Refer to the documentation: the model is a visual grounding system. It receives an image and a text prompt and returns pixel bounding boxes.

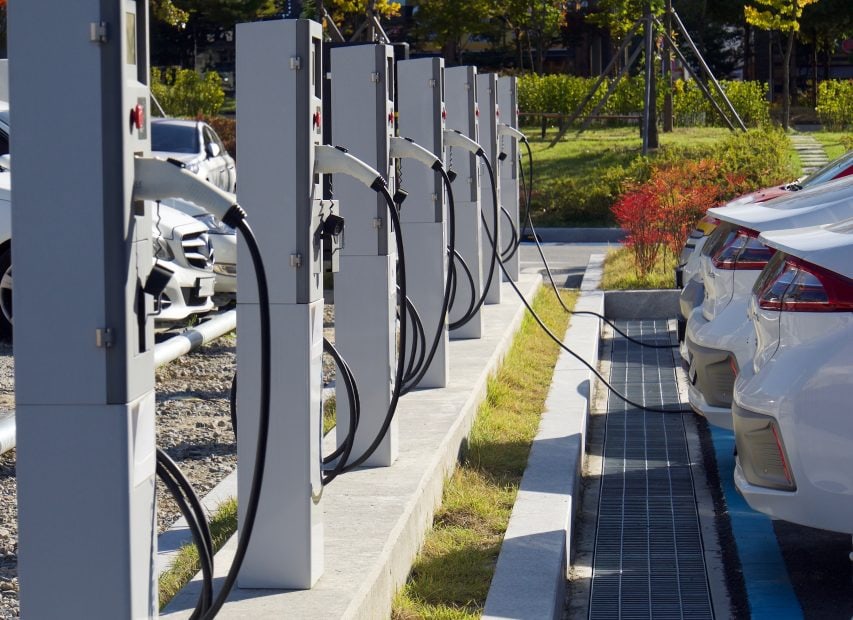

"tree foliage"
[744,0,819,32]
[586,0,664,41]
[151,0,190,27]
[152,0,280,28]
[410,0,497,63]
[744,0,821,128]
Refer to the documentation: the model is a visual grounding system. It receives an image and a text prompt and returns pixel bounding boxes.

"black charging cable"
[517,139,677,350]
[401,165,457,394]
[479,207,690,414]
[449,150,500,330]
[326,180,409,475]
[156,448,214,618]
[187,208,273,619]
[321,337,361,485]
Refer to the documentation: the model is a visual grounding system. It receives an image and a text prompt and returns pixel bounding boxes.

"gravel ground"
[0,306,337,618]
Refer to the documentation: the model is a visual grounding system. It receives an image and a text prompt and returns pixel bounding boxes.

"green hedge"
[151,67,225,118]
[816,80,853,129]
[518,75,770,127]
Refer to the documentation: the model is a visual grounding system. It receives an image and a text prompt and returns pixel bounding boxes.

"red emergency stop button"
[130,103,145,131]
[475,105,480,118]
[388,112,394,126]
[441,107,447,120]
[313,111,322,128]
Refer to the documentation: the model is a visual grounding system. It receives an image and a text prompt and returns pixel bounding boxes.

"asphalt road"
[518,241,618,288]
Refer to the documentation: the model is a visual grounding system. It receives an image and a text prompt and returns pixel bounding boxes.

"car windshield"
[799,151,853,188]
[151,122,199,154]
[0,110,8,130]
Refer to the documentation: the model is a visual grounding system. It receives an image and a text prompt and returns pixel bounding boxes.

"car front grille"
[181,231,214,270]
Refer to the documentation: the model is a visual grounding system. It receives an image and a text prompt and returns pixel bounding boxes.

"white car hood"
[759,218,853,280]
[153,152,203,166]
[708,175,853,232]
[0,171,9,198]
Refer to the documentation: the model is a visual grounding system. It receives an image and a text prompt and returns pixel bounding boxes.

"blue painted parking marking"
[709,426,803,619]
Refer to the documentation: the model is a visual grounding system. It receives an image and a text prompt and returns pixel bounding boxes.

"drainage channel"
[588,319,714,620]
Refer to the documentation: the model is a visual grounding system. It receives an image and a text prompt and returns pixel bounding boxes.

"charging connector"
[389,136,443,170]
[314,145,384,189]
[443,129,485,156]
[497,123,527,143]
[133,157,237,221]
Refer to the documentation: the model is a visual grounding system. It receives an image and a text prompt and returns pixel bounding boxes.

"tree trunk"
[743,23,753,80]
[811,33,818,109]
[782,29,794,130]
[663,0,673,132]
[515,28,523,70]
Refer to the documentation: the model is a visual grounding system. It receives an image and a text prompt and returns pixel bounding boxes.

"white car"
[677,150,853,338]
[150,203,216,325]
[685,175,853,428]
[151,118,236,193]
[160,197,236,306]
[733,219,853,534]
[0,168,214,339]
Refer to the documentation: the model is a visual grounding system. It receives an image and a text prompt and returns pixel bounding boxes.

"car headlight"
[153,236,175,261]
[194,212,235,234]
[186,161,200,174]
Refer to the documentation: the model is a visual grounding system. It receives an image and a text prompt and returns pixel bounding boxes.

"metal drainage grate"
[589,320,713,620]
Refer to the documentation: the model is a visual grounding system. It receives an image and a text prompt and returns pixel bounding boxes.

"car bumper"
[733,403,853,534]
[685,316,736,429]
[687,382,733,429]
[679,276,704,321]
[155,261,215,323]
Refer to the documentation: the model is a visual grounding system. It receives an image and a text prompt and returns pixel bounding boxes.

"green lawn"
[393,287,575,619]
[810,131,853,161]
[601,246,677,290]
[523,125,731,189]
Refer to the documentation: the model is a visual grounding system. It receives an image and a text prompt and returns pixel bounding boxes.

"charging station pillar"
[497,76,521,282]
[444,66,482,339]
[329,44,398,466]
[396,57,449,388]
[11,1,158,616]
[236,18,326,588]
[476,73,502,305]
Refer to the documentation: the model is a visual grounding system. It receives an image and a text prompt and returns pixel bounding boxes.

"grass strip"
[392,286,577,620]
[601,246,676,290]
[158,497,238,609]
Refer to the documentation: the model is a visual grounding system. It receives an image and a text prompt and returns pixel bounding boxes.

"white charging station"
[12,1,158,616]
[476,72,502,305]
[329,44,398,466]
[236,18,328,589]
[396,57,449,388]
[497,76,521,282]
[444,66,482,339]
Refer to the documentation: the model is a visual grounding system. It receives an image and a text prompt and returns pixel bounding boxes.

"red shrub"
[612,159,727,276]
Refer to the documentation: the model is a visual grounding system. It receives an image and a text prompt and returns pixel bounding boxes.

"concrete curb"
[483,255,604,620]
[604,288,680,319]
[161,274,542,619]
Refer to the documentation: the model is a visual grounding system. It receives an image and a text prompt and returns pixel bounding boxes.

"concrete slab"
[483,255,604,620]
[160,274,542,619]
[604,289,680,319]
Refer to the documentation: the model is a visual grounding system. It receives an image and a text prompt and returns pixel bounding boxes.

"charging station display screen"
[126,13,137,65]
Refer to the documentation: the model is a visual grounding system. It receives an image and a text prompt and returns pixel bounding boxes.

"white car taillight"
[756,253,853,312]
[711,227,775,270]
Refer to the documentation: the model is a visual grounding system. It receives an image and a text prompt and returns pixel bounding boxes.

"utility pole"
[642,4,659,152]
[663,0,673,132]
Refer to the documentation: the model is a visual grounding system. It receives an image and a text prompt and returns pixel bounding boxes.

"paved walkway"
[788,133,829,174]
